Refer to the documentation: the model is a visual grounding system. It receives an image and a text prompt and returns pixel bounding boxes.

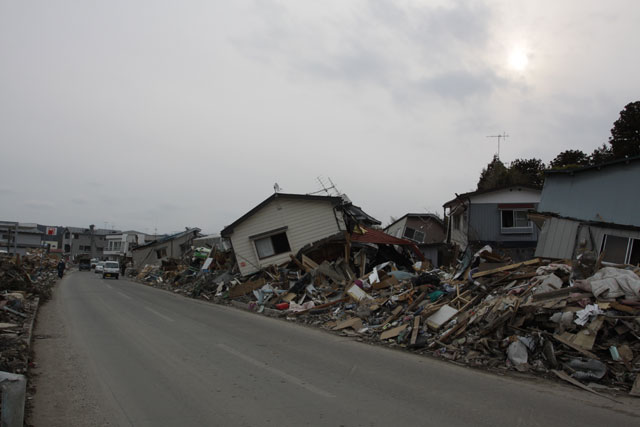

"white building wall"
[230,199,345,276]
[385,218,407,239]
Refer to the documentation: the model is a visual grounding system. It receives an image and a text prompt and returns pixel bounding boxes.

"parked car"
[90,258,99,269]
[102,261,120,279]
[95,261,105,274]
[78,257,91,271]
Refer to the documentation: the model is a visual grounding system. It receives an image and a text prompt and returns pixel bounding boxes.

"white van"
[103,261,120,279]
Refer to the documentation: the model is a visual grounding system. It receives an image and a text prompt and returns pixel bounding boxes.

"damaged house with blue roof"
[533,156,640,264]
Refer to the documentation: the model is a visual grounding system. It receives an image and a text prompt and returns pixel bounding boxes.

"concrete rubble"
[0,250,58,373]
[133,232,640,398]
[0,249,60,424]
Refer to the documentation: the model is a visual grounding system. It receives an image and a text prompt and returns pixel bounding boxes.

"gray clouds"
[1,1,639,232]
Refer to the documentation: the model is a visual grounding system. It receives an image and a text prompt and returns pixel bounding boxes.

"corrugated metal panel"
[535,217,579,259]
[230,198,344,276]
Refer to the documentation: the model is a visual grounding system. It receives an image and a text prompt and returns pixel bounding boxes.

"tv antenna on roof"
[486,132,509,158]
[310,176,342,197]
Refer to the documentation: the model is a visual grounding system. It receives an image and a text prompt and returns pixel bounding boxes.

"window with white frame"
[501,210,531,232]
[254,231,291,259]
[403,226,425,243]
[600,234,640,265]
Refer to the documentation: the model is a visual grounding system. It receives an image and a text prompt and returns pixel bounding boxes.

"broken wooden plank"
[380,324,408,340]
[410,316,420,346]
[292,297,349,316]
[372,275,399,290]
[531,287,573,302]
[381,306,404,327]
[552,370,619,402]
[407,292,427,312]
[228,278,266,298]
[282,292,297,302]
[472,258,541,279]
[301,254,319,271]
[439,313,471,343]
[333,317,363,331]
[609,301,638,314]
[552,334,599,359]
[288,254,309,272]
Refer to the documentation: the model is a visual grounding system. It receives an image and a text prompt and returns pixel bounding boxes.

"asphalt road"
[31,271,640,426]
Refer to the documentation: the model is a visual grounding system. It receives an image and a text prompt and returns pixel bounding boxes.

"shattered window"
[601,234,633,264]
[255,232,291,259]
[403,227,424,242]
[156,247,167,258]
[501,210,530,229]
[403,227,416,240]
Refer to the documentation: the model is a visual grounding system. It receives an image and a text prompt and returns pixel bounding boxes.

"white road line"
[117,292,132,300]
[217,343,335,398]
[105,283,113,289]
[144,306,175,322]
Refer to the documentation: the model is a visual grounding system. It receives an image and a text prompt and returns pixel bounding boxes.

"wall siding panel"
[468,204,539,244]
[230,199,345,276]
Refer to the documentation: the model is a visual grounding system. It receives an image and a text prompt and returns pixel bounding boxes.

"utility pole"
[486,132,509,158]
[14,222,18,256]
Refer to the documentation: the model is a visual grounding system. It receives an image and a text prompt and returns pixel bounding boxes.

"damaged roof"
[443,185,541,208]
[132,227,201,250]
[384,213,443,231]
[220,193,345,237]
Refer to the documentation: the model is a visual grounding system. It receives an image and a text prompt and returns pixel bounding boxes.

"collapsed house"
[220,193,382,277]
[384,213,446,267]
[132,228,201,267]
[534,156,640,264]
[443,186,542,260]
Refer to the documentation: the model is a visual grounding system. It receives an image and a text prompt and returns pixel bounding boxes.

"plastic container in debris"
[275,303,290,310]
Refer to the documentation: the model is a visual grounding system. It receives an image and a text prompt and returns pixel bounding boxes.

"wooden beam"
[472,258,541,279]
[410,316,421,345]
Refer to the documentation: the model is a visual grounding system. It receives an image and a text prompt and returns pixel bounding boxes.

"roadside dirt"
[28,274,116,427]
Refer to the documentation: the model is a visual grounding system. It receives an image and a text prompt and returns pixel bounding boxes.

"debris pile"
[136,238,640,397]
[0,251,60,374]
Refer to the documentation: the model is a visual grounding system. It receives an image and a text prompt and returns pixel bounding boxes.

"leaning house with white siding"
[220,193,351,277]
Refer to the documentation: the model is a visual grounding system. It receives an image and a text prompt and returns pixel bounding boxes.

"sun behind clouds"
[508,47,529,72]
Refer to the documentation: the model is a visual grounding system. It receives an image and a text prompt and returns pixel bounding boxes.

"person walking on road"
[57,259,66,278]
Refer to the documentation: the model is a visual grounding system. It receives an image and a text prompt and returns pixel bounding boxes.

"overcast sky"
[1,1,638,234]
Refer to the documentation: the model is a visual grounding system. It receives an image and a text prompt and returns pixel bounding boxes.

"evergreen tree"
[549,149,589,169]
[609,101,640,159]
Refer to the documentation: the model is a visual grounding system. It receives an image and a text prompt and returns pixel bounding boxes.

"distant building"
[104,231,153,261]
[38,225,64,250]
[443,186,542,259]
[62,225,121,260]
[534,156,640,263]
[384,213,446,266]
[132,228,202,267]
[0,221,44,255]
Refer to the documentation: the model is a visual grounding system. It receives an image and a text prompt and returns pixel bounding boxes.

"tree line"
[477,101,640,191]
